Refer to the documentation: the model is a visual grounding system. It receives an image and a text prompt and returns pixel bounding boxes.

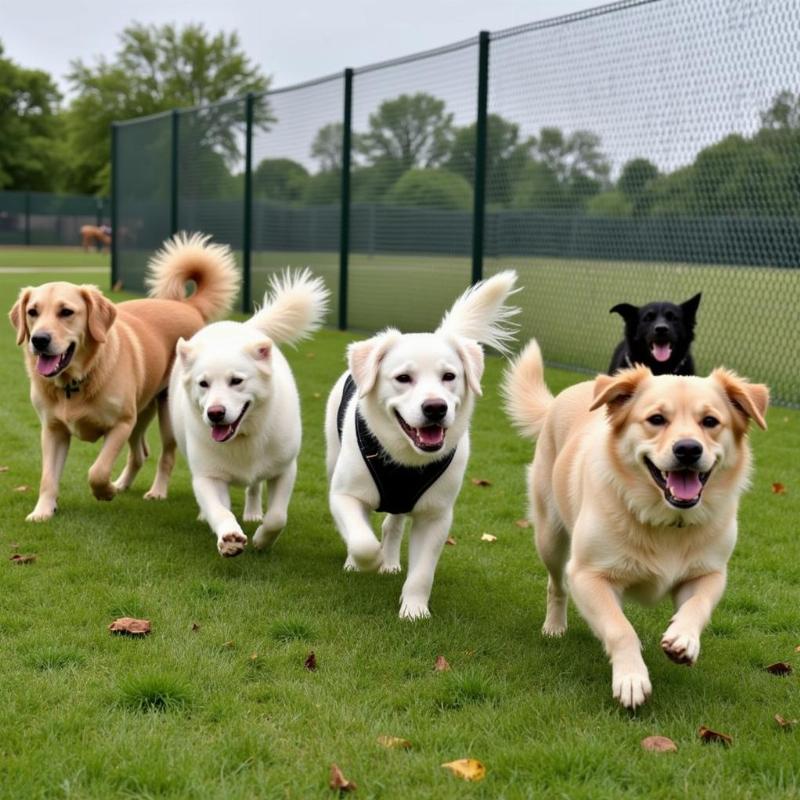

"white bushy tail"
[246,268,330,345]
[436,270,519,353]
[501,338,553,439]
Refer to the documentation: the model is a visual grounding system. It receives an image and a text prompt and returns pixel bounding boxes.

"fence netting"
[113,0,800,406]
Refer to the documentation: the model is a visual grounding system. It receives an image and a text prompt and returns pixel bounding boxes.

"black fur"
[608,293,702,375]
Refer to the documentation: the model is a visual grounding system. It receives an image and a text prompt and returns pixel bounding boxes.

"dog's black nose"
[654,324,670,337]
[207,405,226,423]
[422,399,448,422]
[673,438,702,465]
[31,333,51,352]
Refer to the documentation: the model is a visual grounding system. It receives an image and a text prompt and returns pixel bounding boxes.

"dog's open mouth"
[211,402,250,443]
[650,342,672,363]
[394,411,446,452]
[644,456,711,509]
[36,343,75,378]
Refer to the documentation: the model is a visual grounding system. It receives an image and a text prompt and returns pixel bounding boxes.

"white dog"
[170,269,329,557]
[324,272,519,619]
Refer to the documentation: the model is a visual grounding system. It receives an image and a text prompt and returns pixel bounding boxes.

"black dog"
[608,293,702,375]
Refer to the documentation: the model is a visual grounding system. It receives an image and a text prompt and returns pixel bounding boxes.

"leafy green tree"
[618,158,659,215]
[586,190,633,217]
[253,158,309,204]
[64,22,271,193]
[0,43,63,191]
[511,162,564,210]
[311,122,343,172]
[302,170,341,205]
[385,168,472,210]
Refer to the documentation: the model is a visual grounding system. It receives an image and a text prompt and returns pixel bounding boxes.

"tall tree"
[0,43,62,191]
[64,22,271,193]
[311,122,343,172]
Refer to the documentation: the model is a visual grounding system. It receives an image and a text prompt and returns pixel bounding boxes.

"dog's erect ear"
[590,366,651,419]
[176,337,196,373]
[9,287,32,345]
[80,286,117,343]
[248,337,273,374]
[454,337,484,396]
[712,368,769,431]
[681,292,702,326]
[348,328,401,398]
[609,303,639,324]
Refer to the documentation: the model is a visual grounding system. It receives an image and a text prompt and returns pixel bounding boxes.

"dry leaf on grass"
[108,617,150,636]
[0,465,9,472]
[9,543,19,549]
[698,726,732,746]
[249,652,259,662]
[329,763,356,792]
[445,536,456,546]
[641,735,677,753]
[10,553,36,564]
[795,644,800,653]
[12,485,30,493]
[514,519,531,529]
[470,477,492,487]
[313,392,321,399]
[377,735,412,750]
[775,714,798,729]
[480,533,497,543]
[222,640,235,648]
[304,651,317,671]
[765,661,793,676]
[191,622,201,632]
[772,482,786,494]
[441,758,486,782]
[434,655,451,672]
[112,280,124,292]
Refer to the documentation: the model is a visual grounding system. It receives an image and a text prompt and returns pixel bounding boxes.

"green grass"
[0,246,109,268]
[1,261,799,797]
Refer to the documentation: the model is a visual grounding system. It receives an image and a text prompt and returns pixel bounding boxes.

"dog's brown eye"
[198,380,209,389]
[230,377,243,386]
[442,372,456,382]
[27,308,39,318]
[395,374,412,384]
[58,308,74,318]
[647,414,667,426]
[702,416,719,429]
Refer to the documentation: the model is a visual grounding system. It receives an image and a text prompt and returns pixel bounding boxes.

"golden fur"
[9,232,240,521]
[80,224,111,251]
[503,339,768,708]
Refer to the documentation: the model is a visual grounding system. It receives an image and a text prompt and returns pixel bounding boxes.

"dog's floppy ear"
[9,287,32,345]
[348,328,401,398]
[80,286,117,343]
[590,366,651,420]
[681,292,702,327]
[248,337,273,374]
[454,337,484,396]
[712,368,769,431]
[609,303,639,323]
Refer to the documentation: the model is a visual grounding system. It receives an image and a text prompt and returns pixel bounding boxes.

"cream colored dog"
[504,339,768,709]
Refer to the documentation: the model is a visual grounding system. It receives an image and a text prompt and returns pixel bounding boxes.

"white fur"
[170,270,329,557]
[325,271,519,618]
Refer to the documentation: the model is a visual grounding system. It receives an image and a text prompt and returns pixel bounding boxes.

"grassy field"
[0,246,109,269]
[1,258,799,798]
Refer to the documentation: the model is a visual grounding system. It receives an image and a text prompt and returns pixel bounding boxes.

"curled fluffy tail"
[502,338,553,439]
[436,270,519,353]
[146,232,240,322]
[246,268,330,345]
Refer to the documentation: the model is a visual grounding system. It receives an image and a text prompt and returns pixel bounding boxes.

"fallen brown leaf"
[480,533,497,543]
[10,553,36,564]
[0,465,9,472]
[377,735,412,750]
[306,352,316,359]
[313,392,321,399]
[249,652,259,662]
[12,485,30,493]
[329,763,356,792]
[222,640,235,648]
[641,735,677,753]
[434,655,451,672]
[108,617,150,636]
[514,519,531,529]
[112,280,124,292]
[304,651,317,671]
[191,622,201,632]
[471,477,492,487]
[765,661,793,676]
[772,482,786,494]
[441,758,486,782]
[795,644,800,653]
[698,726,732,746]
[775,714,798,729]
[445,536,456,546]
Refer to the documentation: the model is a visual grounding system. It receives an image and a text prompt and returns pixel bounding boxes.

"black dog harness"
[336,374,455,514]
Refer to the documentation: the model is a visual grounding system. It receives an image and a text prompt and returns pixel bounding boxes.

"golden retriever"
[9,233,240,521]
[503,339,768,708]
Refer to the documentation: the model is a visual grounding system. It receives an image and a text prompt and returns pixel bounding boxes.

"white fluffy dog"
[324,272,519,619]
[170,269,329,557]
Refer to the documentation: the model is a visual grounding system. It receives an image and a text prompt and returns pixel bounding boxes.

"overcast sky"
[3,0,600,96]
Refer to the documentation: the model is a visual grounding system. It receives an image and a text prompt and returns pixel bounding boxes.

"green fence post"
[339,68,353,331]
[242,93,255,314]
[170,109,180,236]
[471,30,490,285]
[110,123,119,288]
[24,191,31,246]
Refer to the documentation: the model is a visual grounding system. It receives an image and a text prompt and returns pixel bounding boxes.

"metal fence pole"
[338,68,354,331]
[24,191,31,246]
[110,123,119,288]
[471,30,490,285]
[242,93,255,314]
[170,109,180,236]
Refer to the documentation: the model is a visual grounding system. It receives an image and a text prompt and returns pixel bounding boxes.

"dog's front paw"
[218,531,247,558]
[399,596,431,620]
[252,523,283,551]
[343,555,359,572]
[143,484,167,500]
[541,619,567,638]
[379,562,402,575]
[90,480,117,502]
[26,503,56,522]
[243,510,263,523]
[661,626,700,666]
[612,667,652,710]
[348,539,382,572]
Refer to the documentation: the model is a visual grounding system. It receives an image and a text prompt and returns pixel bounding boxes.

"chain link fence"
[113,0,800,406]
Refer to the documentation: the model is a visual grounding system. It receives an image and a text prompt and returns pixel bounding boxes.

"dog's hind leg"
[113,401,157,493]
[330,492,382,571]
[244,483,264,522]
[536,513,570,637]
[379,514,406,574]
[253,460,297,551]
[144,391,176,500]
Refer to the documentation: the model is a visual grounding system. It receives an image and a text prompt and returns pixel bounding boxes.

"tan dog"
[504,339,768,709]
[80,225,111,251]
[9,233,239,521]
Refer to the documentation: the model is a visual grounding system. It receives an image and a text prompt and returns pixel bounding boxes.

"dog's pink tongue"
[666,470,702,501]
[36,354,61,376]
[418,425,444,446]
[651,343,672,362]
[211,424,233,443]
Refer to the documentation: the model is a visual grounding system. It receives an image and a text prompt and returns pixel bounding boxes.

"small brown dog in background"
[80,224,111,252]
[9,232,240,521]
